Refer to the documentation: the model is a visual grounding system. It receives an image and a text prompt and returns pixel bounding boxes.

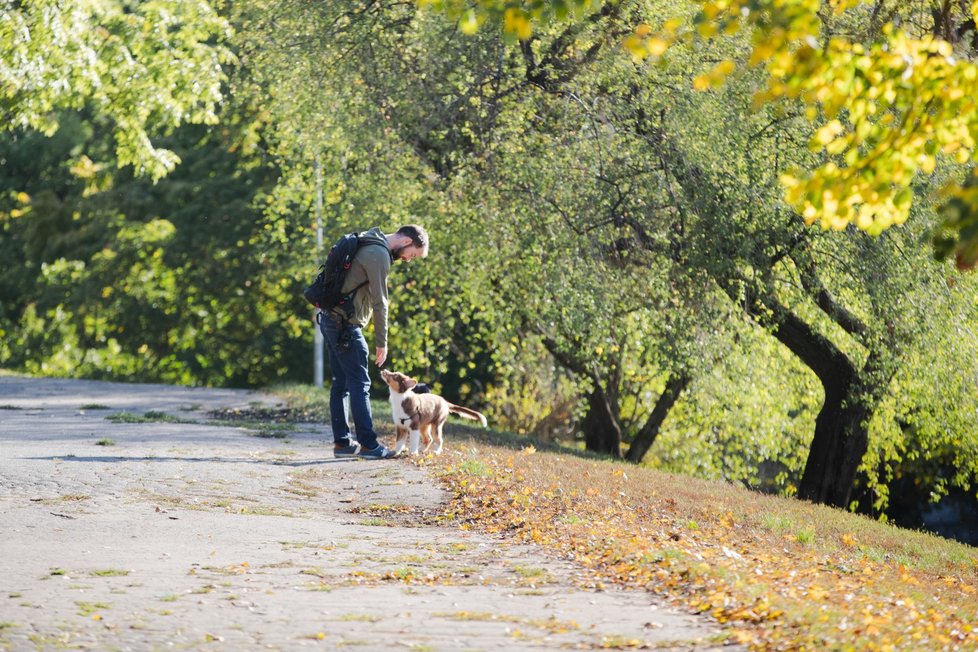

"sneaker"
[333,441,360,458]
[357,444,395,459]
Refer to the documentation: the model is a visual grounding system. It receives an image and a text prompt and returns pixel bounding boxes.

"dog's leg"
[433,421,444,455]
[421,423,433,453]
[408,428,422,455]
[393,425,409,454]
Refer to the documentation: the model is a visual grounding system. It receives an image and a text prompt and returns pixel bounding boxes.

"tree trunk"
[645,127,891,508]
[582,385,623,458]
[797,365,881,507]
[625,373,690,463]
[732,284,884,507]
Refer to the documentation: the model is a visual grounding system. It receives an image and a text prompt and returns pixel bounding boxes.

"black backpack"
[303,232,368,318]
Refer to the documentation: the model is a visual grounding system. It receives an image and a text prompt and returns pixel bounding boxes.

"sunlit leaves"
[1,0,231,179]
[420,0,600,41]
[425,0,978,263]
[636,1,978,260]
[933,172,978,269]
[434,444,978,649]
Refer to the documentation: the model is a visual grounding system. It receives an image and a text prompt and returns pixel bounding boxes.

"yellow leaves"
[431,441,978,652]
[918,154,937,174]
[812,119,844,147]
[623,25,673,63]
[728,629,757,646]
[622,35,648,62]
[696,22,718,39]
[807,585,829,600]
[749,41,779,67]
[503,8,532,41]
[700,2,722,20]
[458,9,480,35]
[692,75,711,92]
[662,19,683,35]
[829,0,863,14]
[70,155,101,180]
[693,60,736,91]
[682,2,978,240]
[645,37,669,57]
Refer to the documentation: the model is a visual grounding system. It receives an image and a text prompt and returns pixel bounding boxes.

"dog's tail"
[449,404,488,427]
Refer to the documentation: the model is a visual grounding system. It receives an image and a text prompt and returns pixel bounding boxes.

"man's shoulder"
[355,229,391,267]
[357,227,386,248]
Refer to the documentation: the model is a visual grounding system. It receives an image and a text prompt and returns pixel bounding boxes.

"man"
[319,225,429,459]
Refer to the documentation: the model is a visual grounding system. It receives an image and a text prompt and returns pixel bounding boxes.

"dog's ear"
[402,377,418,391]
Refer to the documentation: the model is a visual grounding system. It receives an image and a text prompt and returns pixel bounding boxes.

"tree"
[418,0,978,509]
[225,0,978,513]
[422,0,978,269]
[1,0,230,179]
[0,108,304,387]
[604,32,978,507]
[231,0,504,402]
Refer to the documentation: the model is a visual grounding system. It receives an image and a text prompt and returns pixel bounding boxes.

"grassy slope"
[275,386,978,650]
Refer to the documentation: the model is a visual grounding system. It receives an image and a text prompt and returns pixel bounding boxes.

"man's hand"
[375,346,387,367]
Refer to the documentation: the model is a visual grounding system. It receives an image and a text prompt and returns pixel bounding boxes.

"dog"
[379,370,487,455]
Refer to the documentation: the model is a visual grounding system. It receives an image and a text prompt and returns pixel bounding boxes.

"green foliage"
[650,319,820,493]
[0,108,305,386]
[426,0,978,267]
[1,0,231,179]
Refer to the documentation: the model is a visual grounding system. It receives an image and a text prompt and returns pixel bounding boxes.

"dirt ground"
[0,375,732,651]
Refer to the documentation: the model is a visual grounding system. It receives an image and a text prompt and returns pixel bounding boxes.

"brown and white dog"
[379,369,487,455]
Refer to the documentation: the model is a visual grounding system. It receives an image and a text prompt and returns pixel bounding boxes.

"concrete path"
[0,375,730,651]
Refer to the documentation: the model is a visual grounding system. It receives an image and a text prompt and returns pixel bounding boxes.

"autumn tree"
[422,0,978,269]
[412,0,978,509]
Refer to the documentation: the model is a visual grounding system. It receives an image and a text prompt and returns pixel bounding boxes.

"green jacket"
[330,227,393,347]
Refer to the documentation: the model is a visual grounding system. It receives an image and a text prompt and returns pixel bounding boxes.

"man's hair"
[396,224,429,255]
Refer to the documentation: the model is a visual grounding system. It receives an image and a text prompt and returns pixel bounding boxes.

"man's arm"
[364,247,391,365]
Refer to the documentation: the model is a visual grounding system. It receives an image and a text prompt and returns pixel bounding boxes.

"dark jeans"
[319,315,380,450]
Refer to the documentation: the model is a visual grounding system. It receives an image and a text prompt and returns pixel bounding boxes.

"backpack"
[303,232,368,318]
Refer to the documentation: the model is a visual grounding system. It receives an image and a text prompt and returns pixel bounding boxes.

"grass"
[337,613,381,622]
[74,601,109,617]
[104,409,295,439]
[106,411,191,424]
[275,387,978,648]
[428,443,978,650]
[89,569,130,577]
[511,565,546,578]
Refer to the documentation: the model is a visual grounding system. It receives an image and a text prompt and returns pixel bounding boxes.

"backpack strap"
[356,231,394,263]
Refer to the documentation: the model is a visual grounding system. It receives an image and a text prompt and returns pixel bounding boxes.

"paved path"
[0,376,729,651]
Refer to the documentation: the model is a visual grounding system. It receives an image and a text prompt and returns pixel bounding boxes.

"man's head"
[389,224,429,262]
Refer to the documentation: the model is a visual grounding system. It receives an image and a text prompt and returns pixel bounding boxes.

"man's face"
[393,245,424,262]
